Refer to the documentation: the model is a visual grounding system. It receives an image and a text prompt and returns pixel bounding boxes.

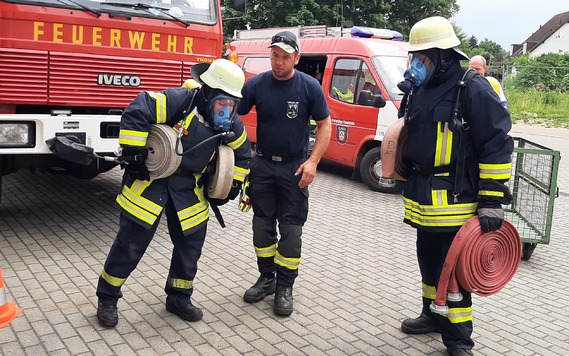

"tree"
[222,0,459,40]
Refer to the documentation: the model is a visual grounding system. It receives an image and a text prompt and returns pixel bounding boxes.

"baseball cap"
[268,31,300,54]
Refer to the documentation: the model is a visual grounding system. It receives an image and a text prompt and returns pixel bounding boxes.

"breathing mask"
[206,94,240,132]
[398,52,436,92]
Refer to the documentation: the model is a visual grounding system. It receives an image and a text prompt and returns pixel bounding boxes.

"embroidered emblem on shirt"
[286,101,299,119]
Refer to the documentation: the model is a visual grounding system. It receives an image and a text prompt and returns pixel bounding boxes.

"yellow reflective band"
[121,184,162,214]
[130,178,152,194]
[478,190,504,197]
[479,162,512,180]
[116,195,157,225]
[101,268,126,288]
[148,91,167,124]
[434,122,453,174]
[178,201,209,221]
[422,282,436,300]
[233,166,248,182]
[184,113,194,130]
[227,130,247,150]
[274,251,300,270]
[432,190,448,206]
[255,244,276,258]
[405,210,474,227]
[119,129,148,146]
[445,306,473,324]
[168,277,193,290]
[180,208,209,231]
[403,197,477,215]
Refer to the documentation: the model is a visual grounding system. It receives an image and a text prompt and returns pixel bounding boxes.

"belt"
[256,149,306,163]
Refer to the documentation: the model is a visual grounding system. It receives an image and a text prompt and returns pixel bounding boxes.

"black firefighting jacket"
[116,88,251,235]
[401,63,513,232]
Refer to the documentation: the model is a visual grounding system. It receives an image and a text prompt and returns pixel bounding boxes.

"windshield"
[3,0,219,25]
[372,55,407,101]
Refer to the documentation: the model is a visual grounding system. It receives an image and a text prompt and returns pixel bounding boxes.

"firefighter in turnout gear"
[396,17,513,356]
[96,59,251,327]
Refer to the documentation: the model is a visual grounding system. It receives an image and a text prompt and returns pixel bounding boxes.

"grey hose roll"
[145,125,183,179]
[207,145,235,199]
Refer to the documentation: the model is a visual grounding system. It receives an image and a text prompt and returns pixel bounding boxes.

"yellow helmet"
[190,58,245,98]
[408,16,469,59]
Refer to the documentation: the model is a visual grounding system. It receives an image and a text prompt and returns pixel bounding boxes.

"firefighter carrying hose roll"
[96,58,251,328]
[395,17,513,356]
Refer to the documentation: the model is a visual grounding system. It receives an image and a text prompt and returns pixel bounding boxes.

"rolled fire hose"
[381,118,402,180]
[430,216,521,314]
[207,145,235,199]
[145,125,183,179]
[379,119,409,188]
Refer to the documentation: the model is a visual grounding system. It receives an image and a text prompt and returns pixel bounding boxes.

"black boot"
[243,274,276,303]
[166,301,203,322]
[447,348,474,356]
[97,302,118,327]
[273,285,293,316]
[401,314,441,334]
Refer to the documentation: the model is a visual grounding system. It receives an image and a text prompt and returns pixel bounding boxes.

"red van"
[229,26,408,193]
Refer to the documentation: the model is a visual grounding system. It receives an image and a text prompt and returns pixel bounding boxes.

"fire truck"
[228,26,408,193]
[0,0,243,202]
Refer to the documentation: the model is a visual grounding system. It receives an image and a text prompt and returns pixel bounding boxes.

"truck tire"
[360,146,403,194]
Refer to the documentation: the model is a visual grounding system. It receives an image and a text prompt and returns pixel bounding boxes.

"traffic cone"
[0,267,22,328]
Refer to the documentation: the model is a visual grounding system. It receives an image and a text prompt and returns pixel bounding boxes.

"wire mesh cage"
[504,137,561,260]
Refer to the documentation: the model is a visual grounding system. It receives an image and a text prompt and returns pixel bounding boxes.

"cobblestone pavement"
[0,124,568,356]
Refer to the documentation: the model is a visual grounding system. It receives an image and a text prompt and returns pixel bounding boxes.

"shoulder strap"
[451,68,477,198]
[449,68,477,131]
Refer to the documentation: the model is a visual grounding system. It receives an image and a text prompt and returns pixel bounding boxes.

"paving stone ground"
[0,123,568,356]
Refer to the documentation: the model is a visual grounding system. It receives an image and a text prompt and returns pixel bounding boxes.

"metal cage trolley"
[504,137,561,260]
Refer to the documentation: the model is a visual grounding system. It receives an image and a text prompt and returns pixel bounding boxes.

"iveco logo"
[97,74,141,87]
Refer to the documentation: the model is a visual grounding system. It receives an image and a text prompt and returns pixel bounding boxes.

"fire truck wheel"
[360,147,404,194]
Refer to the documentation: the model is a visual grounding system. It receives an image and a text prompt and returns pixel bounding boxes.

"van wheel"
[360,147,403,194]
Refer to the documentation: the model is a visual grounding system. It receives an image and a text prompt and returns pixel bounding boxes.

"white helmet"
[190,58,245,98]
[408,16,469,60]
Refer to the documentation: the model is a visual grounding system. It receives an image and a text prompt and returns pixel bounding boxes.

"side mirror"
[358,90,386,108]
[232,0,246,12]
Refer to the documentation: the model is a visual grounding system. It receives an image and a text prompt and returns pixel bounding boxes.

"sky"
[451,0,569,52]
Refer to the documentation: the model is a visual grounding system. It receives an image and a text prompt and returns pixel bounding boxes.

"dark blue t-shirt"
[238,70,330,158]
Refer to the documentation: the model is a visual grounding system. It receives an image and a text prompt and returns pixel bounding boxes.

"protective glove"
[228,180,242,200]
[121,146,150,181]
[477,200,504,233]
[239,173,251,213]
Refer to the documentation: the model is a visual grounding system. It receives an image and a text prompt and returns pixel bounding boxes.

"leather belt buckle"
[271,155,283,162]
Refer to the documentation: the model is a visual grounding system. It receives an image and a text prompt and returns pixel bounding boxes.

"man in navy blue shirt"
[238,30,331,316]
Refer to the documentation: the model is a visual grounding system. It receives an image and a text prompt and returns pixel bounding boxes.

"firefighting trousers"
[249,155,309,287]
[96,196,207,309]
[416,229,474,350]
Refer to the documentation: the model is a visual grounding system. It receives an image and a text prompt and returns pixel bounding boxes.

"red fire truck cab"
[229,26,409,193]
[0,0,243,202]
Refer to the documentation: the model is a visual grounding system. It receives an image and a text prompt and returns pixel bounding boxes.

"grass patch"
[506,89,569,127]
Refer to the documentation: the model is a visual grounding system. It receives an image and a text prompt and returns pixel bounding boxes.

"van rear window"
[242,57,271,81]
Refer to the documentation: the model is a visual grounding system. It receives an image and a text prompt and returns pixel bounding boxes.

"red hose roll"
[432,216,521,313]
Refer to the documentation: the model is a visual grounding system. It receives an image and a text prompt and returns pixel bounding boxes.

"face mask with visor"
[400,52,437,90]
[206,94,240,132]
